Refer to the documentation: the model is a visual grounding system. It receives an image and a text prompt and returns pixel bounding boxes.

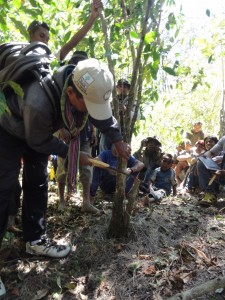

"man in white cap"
[0,58,130,268]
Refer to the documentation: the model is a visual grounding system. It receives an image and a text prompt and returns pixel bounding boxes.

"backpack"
[0,41,61,116]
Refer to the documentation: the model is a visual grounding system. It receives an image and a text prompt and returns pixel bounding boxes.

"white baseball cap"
[72,58,113,120]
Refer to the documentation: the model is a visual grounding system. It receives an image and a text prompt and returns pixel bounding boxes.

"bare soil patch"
[1,184,225,300]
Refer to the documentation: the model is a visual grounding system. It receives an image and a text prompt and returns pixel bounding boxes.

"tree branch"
[166,276,225,300]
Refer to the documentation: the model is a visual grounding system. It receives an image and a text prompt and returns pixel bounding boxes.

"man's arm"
[206,136,225,157]
[127,157,144,174]
[59,0,103,61]
[90,115,131,160]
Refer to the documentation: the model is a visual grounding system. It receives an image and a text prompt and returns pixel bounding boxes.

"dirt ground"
[1,183,225,300]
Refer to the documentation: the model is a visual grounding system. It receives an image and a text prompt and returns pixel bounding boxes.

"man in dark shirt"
[184,121,204,146]
[0,58,131,261]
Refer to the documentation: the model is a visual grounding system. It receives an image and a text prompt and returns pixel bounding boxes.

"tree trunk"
[108,0,154,238]
[107,159,129,238]
[107,158,140,238]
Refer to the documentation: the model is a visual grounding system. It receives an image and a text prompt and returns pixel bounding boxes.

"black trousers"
[0,126,48,244]
[9,179,22,215]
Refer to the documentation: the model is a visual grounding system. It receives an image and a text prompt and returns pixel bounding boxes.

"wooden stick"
[208,174,217,186]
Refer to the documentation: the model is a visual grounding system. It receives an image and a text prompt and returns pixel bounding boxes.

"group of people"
[130,121,225,208]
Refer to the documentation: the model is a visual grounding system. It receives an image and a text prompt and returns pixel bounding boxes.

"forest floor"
[1,182,225,300]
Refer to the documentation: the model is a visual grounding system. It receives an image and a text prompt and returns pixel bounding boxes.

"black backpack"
[0,41,61,115]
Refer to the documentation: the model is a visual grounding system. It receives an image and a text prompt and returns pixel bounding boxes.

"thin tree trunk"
[125,0,155,144]
[98,7,119,121]
[107,167,128,237]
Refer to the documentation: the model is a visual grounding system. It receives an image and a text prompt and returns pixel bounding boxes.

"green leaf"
[148,64,158,80]
[0,14,6,25]
[7,81,24,98]
[63,30,72,43]
[9,17,28,38]
[12,0,21,8]
[165,100,171,107]
[3,231,15,241]
[215,214,223,221]
[0,90,7,115]
[206,9,210,17]
[43,0,52,4]
[115,23,122,28]
[208,54,213,63]
[163,66,177,76]
[152,50,160,62]
[23,8,43,18]
[130,31,139,40]
[29,0,39,7]
[166,12,176,30]
[144,31,156,44]
[56,275,62,290]
[56,276,61,288]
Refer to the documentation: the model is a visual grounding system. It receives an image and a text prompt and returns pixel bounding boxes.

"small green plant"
[70,256,79,273]
[3,231,15,242]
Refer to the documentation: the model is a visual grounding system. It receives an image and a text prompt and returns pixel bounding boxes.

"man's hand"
[59,128,70,144]
[126,168,133,175]
[114,140,131,160]
[79,151,93,166]
[215,170,225,177]
[91,0,103,19]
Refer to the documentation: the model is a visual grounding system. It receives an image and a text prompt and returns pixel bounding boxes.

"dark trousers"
[9,179,22,215]
[0,126,48,244]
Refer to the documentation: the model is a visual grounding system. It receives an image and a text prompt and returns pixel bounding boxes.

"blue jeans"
[186,164,199,190]
[197,160,218,193]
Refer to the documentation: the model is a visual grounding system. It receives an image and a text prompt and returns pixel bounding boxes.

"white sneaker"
[0,277,6,298]
[26,238,71,258]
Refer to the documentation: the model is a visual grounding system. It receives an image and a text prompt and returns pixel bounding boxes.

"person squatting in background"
[142,153,177,205]
[90,144,144,199]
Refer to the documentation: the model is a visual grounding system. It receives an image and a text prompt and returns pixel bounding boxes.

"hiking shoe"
[26,238,71,258]
[199,192,217,207]
[0,277,6,298]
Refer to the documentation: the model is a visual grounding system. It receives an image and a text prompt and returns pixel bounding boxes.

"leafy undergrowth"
[1,184,225,300]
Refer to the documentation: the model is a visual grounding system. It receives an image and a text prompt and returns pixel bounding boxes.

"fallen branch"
[166,276,225,300]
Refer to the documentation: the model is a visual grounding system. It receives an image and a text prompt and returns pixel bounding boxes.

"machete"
[88,158,130,176]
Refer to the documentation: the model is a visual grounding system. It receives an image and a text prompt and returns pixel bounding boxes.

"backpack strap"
[0,43,29,70]
[41,74,61,118]
[20,41,51,55]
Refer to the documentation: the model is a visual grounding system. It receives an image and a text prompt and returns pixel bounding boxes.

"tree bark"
[125,0,154,144]
[98,7,119,121]
[107,162,128,238]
